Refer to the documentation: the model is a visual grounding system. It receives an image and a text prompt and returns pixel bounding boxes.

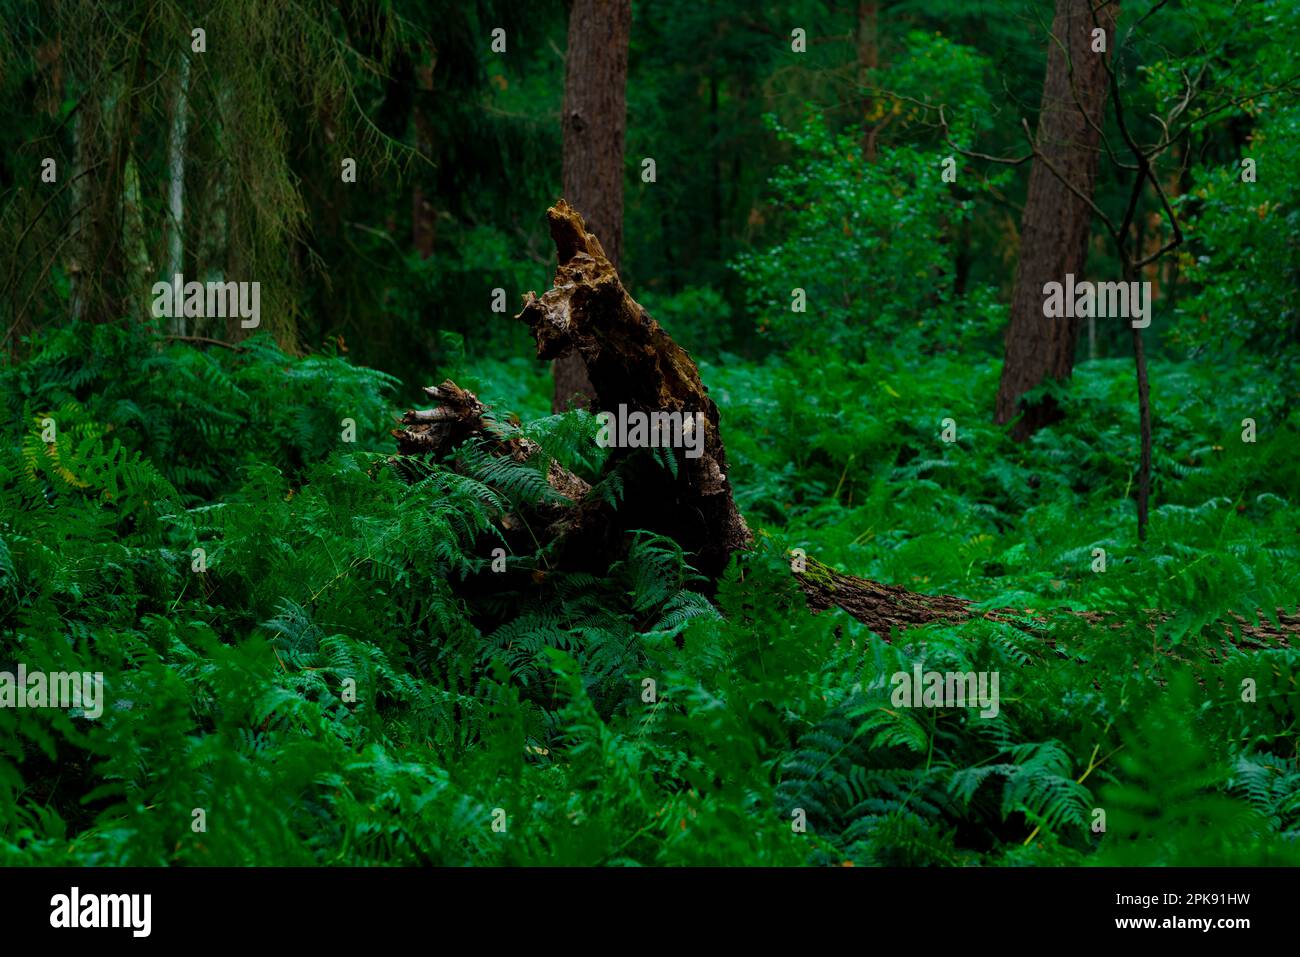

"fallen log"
[794,555,1295,650]
[393,199,1297,650]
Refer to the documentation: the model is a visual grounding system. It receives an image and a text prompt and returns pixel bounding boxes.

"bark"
[525,200,751,579]
[856,1,879,90]
[710,73,721,260]
[857,0,880,159]
[553,0,632,413]
[122,155,151,323]
[69,108,86,324]
[994,0,1115,440]
[164,53,192,336]
[1129,254,1152,542]
[194,82,232,341]
[795,556,1296,651]
[1131,322,1152,540]
[412,51,436,261]
[79,40,148,324]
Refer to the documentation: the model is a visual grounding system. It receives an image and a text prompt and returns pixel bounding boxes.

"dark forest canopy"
[0,0,1298,868]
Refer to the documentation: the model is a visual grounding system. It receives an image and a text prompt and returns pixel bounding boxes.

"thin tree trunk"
[165,53,191,336]
[553,0,632,412]
[81,39,147,324]
[1125,253,1152,541]
[994,0,1114,439]
[412,52,436,261]
[1131,323,1152,540]
[857,0,880,159]
[710,73,721,261]
[195,82,232,341]
[122,154,151,323]
[69,108,87,323]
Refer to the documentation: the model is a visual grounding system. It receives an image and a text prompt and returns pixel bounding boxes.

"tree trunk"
[79,40,148,324]
[1125,254,1152,541]
[164,53,191,336]
[194,82,232,341]
[69,109,87,324]
[994,0,1115,440]
[857,0,880,159]
[412,49,436,262]
[709,73,721,260]
[122,154,151,323]
[553,0,632,413]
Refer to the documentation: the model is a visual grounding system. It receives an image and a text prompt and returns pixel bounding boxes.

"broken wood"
[515,199,750,580]
[795,555,1296,650]
[393,199,1297,651]
[393,378,593,557]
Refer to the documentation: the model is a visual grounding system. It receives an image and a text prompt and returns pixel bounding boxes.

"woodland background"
[0,0,1298,865]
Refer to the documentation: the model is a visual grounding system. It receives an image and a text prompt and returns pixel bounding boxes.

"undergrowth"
[0,322,1297,865]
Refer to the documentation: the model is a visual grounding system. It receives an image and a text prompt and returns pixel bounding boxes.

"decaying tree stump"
[394,200,750,583]
[393,200,1296,650]
[515,199,751,580]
